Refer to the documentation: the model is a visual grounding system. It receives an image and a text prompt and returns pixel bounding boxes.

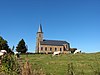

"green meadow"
[20,53,100,75]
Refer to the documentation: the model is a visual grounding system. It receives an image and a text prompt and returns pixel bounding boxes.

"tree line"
[0,36,27,53]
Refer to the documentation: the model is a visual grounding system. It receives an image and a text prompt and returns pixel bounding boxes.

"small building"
[35,24,70,54]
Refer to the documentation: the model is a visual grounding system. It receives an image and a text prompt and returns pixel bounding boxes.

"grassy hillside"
[20,53,100,75]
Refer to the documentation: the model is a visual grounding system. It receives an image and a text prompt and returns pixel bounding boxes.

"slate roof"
[40,40,69,46]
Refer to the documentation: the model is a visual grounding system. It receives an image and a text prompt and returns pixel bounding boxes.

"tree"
[0,36,11,53]
[16,39,28,53]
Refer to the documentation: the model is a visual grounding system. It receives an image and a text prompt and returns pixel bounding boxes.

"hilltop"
[19,53,100,75]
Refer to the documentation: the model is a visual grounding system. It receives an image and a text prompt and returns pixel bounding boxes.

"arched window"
[45,47,47,51]
[55,48,57,51]
[41,47,43,50]
[60,48,62,51]
[50,47,52,51]
[39,34,41,37]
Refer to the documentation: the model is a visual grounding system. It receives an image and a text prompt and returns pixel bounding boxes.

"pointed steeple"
[38,24,42,32]
[36,24,43,53]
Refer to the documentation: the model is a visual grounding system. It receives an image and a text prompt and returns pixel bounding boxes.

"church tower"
[36,24,43,53]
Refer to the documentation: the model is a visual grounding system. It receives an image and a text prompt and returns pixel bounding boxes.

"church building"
[35,24,70,54]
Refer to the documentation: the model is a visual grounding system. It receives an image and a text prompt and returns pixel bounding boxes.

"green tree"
[16,39,28,53]
[0,36,11,53]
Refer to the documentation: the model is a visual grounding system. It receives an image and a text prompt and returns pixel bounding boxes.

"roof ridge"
[43,39,66,42]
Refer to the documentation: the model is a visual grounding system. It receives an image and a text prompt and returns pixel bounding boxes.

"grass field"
[20,53,100,75]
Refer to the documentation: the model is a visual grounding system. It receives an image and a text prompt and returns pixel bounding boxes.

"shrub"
[1,54,21,75]
[21,58,46,75]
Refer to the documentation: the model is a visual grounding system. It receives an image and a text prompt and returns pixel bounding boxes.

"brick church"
[35,24,71,54]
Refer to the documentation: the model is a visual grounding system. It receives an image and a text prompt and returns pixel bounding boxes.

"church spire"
[36,24,43,53]
[38,24,42,32]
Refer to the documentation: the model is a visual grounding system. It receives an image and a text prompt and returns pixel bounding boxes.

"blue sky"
[0,0,100,53]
